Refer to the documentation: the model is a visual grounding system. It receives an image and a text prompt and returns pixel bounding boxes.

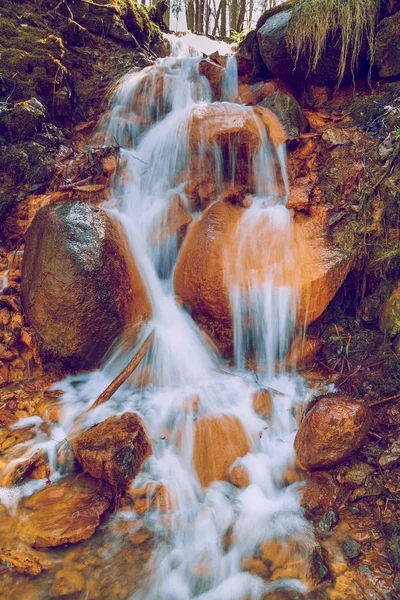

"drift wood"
[87,330,154,413]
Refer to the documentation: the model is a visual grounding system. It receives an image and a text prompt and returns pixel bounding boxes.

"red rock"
[150,194,192,246]
[72,412,152,488]
[174,201,351,356]
[253,389,273,417]
[229,464,250,487]
[199,59,225,100]
[294,396,372,471]
[285,335,323,370]
[193,414,250,487]
[19,474,111,547]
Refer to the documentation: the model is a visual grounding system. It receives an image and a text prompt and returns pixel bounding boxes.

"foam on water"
[1,35,316,599]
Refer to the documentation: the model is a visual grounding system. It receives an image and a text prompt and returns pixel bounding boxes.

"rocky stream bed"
[1,1,400,599]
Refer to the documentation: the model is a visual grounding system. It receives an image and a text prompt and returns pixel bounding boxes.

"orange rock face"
[186,103,287,191]
[193,414,250,487]
[21,202,151,369]
[252,389,273,417]
[18,474,111,547]
[285,335,323,371]
[199,59,225,100]
[174,200,351,357]
[72,412,152,488]
[294,396,372,471]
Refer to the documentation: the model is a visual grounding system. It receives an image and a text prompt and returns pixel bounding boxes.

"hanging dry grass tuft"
[286,0,381,85]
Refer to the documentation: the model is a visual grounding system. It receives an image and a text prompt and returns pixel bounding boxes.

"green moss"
[0,13,68,107]
[285,0,381,86]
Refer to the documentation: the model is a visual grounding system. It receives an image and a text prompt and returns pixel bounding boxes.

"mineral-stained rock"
[285,335,323,370]
[21,202,151,369]
[174,201,351,356]
[18,474,111,547]
[229,463,250,487]
[49,568,85,597]
[72,412,152,488]
[252,389,273,417]
[193,414,250,487]
[199,59,225,100]
[294,396,372,471]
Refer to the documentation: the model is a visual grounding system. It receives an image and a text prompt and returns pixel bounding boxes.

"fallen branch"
[368,392,400,408]
[87,331,154,413]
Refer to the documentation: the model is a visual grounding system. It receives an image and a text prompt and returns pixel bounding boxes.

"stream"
[1,34,318,599]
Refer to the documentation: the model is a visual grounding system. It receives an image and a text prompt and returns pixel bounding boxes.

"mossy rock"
[374,11,400,78]
[379,282,400,337]
[0,98,47,142]
[258,89,305,139]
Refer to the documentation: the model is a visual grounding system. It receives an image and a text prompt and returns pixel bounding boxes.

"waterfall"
[0,34,315,599]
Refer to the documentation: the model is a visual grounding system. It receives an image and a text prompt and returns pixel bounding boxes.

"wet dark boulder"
[72,413,152,488]
[21,201,151,369]
[257,9,365,85]
[374,11,400,78]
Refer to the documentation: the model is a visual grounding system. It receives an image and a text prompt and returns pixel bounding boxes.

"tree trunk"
[236,0,246,32]
[186,0,195,30]
[220,0,227,37]
[230,0,238,34]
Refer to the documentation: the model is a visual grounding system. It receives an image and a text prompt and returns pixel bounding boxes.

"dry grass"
[286,0,381,85]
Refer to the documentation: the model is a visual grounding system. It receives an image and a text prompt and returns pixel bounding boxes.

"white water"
[0,36,315,599]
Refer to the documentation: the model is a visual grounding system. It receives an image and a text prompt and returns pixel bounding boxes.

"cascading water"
[0,34,316,599]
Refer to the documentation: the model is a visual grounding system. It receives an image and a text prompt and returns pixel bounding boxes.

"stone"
[0,547,49,576]
[294,396,371,471]
[316,507,339,536]
[174,200,351,356]
[338,462,374,487]
[49,569,85,597]
[379,282,400,337]
[72,412,152,488]
[150,194,192,247]
[343,538,361,559]
[258,90,305,140]
[18,474,111,547]
[21,202,151,369]
[186,103,287,192]
[199,59,225,100]
[309,546,330,584]
[374,12,400,79]
[252,389,273,417]
[378,440,400,469]
[235,30,268,79]
[257,9,364,85]
[0,98,47,142]
[229,463,250,487]
[285,335,323,370]
[193,414,250,487]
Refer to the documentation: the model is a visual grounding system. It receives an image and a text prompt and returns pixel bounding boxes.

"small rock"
[229,463,250,487]
[309,546,330,583]
[343,538,361,559]
[294,396,372,470]
[258,90,305,140]
[338,462,374,487]
[322,129,351,148]
[316,507,339,536]
[19,474,111,547]
[49,569,85,597]
[252,388,273,417]
[193,414,250,487]
[378,440,400,469]
[72,412,152,489]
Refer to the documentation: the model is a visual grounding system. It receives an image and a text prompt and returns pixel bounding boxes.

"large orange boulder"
[18,474,111,547]
[193,414,250,487]
[174,201,351,356]
[72,412,152,488]
[185,103,287,192]
[21,202,151,369]
[294,396,371,471]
